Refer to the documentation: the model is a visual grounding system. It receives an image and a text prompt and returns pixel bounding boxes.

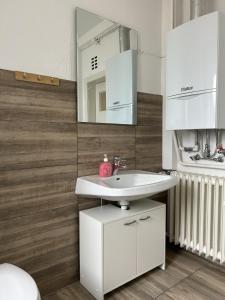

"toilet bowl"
[0,263,41,300]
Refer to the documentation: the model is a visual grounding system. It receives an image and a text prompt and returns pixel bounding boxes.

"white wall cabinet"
[80,199,166,300]
[166,12,225,130]
[166,12,218,98]
[105,49,137,125]
[106,49,137,109]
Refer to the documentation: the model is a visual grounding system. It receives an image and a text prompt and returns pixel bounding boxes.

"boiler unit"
[166,12,225,130]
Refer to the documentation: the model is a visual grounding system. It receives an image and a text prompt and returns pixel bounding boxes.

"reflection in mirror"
[76,8,138,125]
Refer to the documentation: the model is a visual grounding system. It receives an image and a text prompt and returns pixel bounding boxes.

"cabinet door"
[103,218,137,293]
[166,12,218,97]
[166,91,217,130]
[137,207,165,275]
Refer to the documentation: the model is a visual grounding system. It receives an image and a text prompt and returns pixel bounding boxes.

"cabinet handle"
[124,220,136,226]
[139,216,151,221]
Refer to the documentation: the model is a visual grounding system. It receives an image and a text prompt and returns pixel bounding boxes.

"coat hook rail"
[15,71,60,86]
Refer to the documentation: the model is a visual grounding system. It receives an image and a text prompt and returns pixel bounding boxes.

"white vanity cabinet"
[80,199,166,300]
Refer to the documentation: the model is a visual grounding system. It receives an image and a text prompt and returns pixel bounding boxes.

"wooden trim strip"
[15,71,60,86]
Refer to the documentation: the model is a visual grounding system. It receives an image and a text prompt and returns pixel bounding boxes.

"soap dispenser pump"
[99,154,112,177]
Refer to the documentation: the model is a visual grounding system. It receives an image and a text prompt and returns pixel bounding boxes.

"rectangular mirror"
[76,8,138,125]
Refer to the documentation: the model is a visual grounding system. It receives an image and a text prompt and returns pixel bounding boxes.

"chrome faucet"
[112,156,127,175]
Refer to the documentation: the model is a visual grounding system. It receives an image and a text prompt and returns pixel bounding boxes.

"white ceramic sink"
[75,170,177,208]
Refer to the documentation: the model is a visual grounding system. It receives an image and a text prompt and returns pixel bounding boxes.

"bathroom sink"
[75,170,177,208]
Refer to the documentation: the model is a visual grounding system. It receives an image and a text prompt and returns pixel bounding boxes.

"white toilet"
[0,263,41,300]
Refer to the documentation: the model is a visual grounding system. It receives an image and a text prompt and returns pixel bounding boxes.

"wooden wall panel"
[0,165,77,220]
[135,125,162,172]
[135,92,162,172]
[0,69,78,296]
[77,123,136,176]
[0,69,165,296]
[77,123,136,209]
[0,69,76,123]
[137,92,162,125]
[0,121,77,170]
[0,205,78,295]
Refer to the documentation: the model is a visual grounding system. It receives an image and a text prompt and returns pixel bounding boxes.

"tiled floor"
[43,246,225,300]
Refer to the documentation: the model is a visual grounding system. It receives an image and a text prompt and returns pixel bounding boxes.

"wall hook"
[15,71,59,86]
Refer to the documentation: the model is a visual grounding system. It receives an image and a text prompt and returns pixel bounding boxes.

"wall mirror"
[76,8,138,125]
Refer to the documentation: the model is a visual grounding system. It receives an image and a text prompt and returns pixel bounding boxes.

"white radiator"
[168,171,225,264]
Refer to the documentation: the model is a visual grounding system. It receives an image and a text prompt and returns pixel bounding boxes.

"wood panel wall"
[0,70,78,295]
[0,69,163,296]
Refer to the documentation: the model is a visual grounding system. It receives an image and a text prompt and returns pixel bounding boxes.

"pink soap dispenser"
[99,154,112,177]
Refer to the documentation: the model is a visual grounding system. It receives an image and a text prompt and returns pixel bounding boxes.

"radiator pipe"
[173,132,225,170]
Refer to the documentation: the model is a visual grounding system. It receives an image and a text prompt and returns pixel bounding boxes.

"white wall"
[161,0,178,170]
[0,0,162,94]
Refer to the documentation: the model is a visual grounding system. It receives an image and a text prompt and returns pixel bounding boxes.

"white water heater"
[166,12,225,130]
